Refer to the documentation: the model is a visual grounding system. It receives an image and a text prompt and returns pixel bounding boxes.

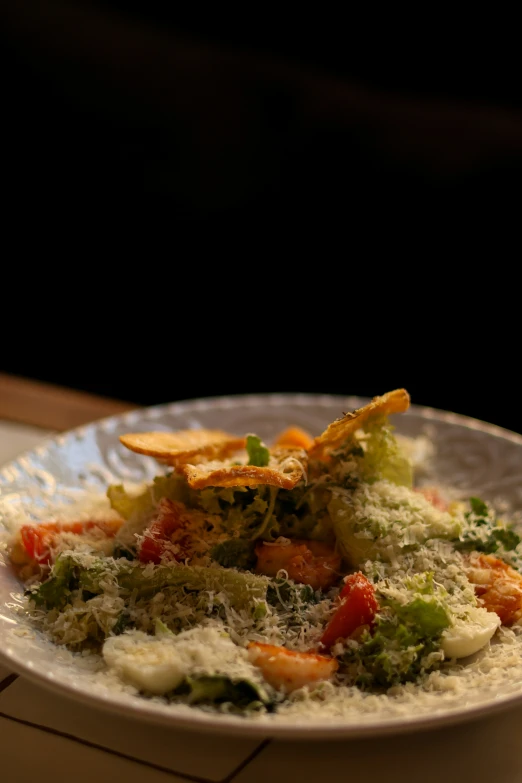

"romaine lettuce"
[361,415,413,487]
[342,594,450,687]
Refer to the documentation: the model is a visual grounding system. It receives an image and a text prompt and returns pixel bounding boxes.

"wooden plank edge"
[0,373,139,432]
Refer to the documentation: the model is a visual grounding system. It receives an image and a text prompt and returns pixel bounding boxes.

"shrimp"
[272,426,314,450]
[465,553,522,626]
[254,538,342,591]
[247,642,338,693]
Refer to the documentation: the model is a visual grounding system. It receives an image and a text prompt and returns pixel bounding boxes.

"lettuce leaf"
[210,539,257,569]
[174,675,272,708]
[361,415,413,487]
[29,553,270,613]
[27,555,78,609]
[342,595,450,687]
[455,496,522,559]
[107,474,187,522]
[328,480,461,566]
[246,435,270,467]
[76,556,269,609]
[266,577,316,607]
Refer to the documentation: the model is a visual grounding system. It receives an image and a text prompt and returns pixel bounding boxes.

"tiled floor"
[234,708,522,783]
[0,714,186,783]
[0,662,13,682]
[0,676,267,781]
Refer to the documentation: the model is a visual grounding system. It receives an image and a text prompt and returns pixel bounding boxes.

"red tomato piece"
[138,499,186,564]
[320,572,378,651]
[20,519,122,565]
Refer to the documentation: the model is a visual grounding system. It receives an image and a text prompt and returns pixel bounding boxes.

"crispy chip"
[177,447,308,490]
[307,388,410,458]
[119,430,246,465]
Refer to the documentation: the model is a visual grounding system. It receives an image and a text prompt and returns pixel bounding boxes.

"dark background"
[2,2,521,434]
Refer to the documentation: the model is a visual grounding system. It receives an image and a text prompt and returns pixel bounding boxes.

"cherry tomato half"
[20,519,122,565]
[320,572,378,651]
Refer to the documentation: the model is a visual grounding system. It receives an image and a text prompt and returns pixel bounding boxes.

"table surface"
[1,375,522,783]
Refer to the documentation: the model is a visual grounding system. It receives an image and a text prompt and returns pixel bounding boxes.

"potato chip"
[177,447,308,490]
[307,388,410,458]
[119,430,246,465]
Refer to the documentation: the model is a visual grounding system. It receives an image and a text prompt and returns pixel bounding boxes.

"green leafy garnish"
[246,434,270,467]
[27,555,77,609]
[210,538,257,569]
[253,601,269,620]
[154,618,174,636]
[111,611,132,636]
[174,675,272,709]
[491,528,522,551]
[469,497,489,517]
[267,577,316,607]
[455,497,521,555]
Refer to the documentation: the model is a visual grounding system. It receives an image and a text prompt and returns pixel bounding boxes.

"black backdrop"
[3,296,521,436]
[2,1,521,435]
[3,2,522,219]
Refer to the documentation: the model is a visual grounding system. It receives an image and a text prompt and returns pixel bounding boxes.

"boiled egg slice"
[441,607,501,659]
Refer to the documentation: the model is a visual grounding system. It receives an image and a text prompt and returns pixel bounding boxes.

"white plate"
[1,393,522,739]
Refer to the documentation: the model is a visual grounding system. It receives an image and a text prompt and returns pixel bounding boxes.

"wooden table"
[1,374,522,783]
[0,373,138,431]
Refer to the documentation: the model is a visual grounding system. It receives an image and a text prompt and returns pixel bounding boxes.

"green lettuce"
[29,554,270,613]
[455,496,522,559]
[193,485,280,542]
[108,474,189,552]
[361,415,412,487]
[342,594,450,687]
[80,556,268,608]
[107,474,188,521]
[328,480,461,566]
[246,434,270,467]
[174,675,272,709]
[210,538,257,569]
[27,555,78,609]
[266,577,316,607]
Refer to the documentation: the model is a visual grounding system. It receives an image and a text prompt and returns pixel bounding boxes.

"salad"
[5,389,522,721]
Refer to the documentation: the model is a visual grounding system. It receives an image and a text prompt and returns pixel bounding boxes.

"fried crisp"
[177,447,308,490]
[119,430,246,465]
[307,388,411,458]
